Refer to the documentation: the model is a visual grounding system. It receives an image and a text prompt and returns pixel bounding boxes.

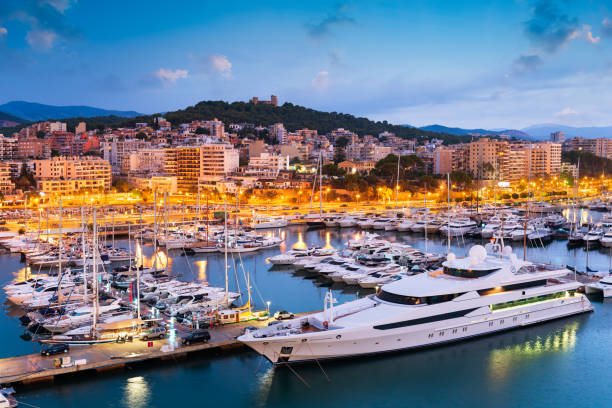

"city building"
[17,137,51,159]
[550,131,565,144]
[338,160,375,174]
[0,137,18,159]
[31,156,112,194]
[268,123,287,144]
[246,153,289,178]
[0,162,15,194]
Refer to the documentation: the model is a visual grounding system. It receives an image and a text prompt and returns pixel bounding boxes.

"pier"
[0,318,273,386]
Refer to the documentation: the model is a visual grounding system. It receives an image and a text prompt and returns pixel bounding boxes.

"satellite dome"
[468,245,487,265]
[447,252,456,262]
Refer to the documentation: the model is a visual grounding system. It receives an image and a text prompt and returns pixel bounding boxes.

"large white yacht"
[239,245,592,363]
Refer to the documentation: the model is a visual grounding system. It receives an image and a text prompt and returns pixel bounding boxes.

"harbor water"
[3,217,612,407]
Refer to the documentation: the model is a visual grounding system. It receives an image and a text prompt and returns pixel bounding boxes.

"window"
[491,292,566,311]
[444,266,500,278]
[373,308,479,330]
[489,322,494,327]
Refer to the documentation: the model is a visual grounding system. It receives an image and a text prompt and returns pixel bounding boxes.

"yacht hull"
[241,296,591,364]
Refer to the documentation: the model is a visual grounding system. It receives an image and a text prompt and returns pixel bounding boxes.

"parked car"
[140,326,166,341]
[182,330,211,345]
[274,310,294,320]
[240,326,259,335]
[40,343,69,356]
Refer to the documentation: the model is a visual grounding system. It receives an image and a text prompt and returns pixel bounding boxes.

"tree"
[13,164,36,191]
[195,127,210,135]
[239,157,249,166]
[289,157,301,165]
[323,163,346,177]
[113,178,130,193]
[36,130,46,139]
[135,132,147,140]
[333,147,346,164]
[450,171,472,188]
[334,136,349,148]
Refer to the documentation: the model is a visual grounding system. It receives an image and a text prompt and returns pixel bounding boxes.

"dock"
[0,319,271,386]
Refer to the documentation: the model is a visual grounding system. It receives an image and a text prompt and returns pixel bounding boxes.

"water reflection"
[323,232,334,250]
[292,232,306,250]
[254,367,276,407]
[124,376,150,408]
[196,260,208,282]
[488,322,579,385]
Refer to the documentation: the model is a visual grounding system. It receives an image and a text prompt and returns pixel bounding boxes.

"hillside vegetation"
[3,101,469,144]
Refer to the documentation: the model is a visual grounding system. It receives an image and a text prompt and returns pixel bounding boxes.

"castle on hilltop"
[249,95,278,106]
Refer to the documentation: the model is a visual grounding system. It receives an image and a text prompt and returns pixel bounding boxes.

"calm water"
[3,217,612,407]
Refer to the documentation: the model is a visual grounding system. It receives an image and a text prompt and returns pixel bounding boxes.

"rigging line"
[230,251,243,303]
[282,362,311,389]
[307,342,330,382]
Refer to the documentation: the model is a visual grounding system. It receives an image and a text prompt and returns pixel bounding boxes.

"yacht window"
[444,266,500,278]
[377,291,425,305]
[491,291,567,311]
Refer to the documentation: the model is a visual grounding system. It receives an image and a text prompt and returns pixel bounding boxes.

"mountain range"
[417,124,531,139]
[417,123,612,140]
[0,101,143,122]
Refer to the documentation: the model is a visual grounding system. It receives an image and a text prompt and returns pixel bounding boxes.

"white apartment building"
[268,123,287,143]
[102,137,150,175]
[247,153,289,178]
[199,143,239,181]
[128,149,167,173]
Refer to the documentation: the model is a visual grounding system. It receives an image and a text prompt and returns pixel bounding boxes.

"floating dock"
[0,319,269,386]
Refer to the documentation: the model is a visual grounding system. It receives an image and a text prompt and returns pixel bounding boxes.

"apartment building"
[17,137,51,159]
[0,137,18,159]
[31,156,112,194]
[164,143,239,190]
[0,162,15,194]
[433,145,468,174]
[246,153,289,178]
[102,137,150,175]
[268,123,287,143]
[128,149,167,173]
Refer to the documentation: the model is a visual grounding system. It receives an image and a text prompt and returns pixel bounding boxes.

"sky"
[1,0,612,129]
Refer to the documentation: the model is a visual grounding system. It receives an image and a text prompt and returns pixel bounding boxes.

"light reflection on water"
[124,376,150,408]
[195,260,208,282]
[487,322,579,385]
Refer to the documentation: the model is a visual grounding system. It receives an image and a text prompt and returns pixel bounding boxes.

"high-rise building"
[268,123,287,144]
[550,131,565,143]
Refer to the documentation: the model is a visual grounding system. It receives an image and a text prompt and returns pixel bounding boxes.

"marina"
[1,203,612,407]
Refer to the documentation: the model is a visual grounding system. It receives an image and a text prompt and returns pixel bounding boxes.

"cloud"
[0,0,80,50]
[155,68,189,83]
[524,0,579,53]
[603,18,612,37]
[312,71,330,89]
[578,25,600,44]
[41,0,77,13]
[555,106,578,118]
[513,54,543,73]
[0,27,7,36]
[26,29,58,50]
[306,4,355,38]
[208,54,232,77]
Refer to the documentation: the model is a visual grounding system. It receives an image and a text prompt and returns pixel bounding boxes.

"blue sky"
[1,0,612,129]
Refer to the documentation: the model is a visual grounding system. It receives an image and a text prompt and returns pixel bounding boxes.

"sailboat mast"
[224,200,229,306]
[447,173,451,254]
[319,153,323,218]
[153,190,158,271]
[58,199,63,291]
[395,155,400,209]
[92,208,99,334]
[81,207,87,298]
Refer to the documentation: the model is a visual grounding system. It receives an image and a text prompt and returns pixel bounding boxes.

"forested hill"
[9,101,469,144]
[122,101,467,143]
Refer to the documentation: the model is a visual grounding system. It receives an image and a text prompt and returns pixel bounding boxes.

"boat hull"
[241,296,591,364]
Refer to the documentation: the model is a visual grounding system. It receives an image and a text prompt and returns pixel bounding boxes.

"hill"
[115,101,468,143]
[521,124,612,139]
[0,101,143,122]
[0,111,25,127]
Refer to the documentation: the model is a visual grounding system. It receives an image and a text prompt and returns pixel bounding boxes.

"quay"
[0,318,277,387]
